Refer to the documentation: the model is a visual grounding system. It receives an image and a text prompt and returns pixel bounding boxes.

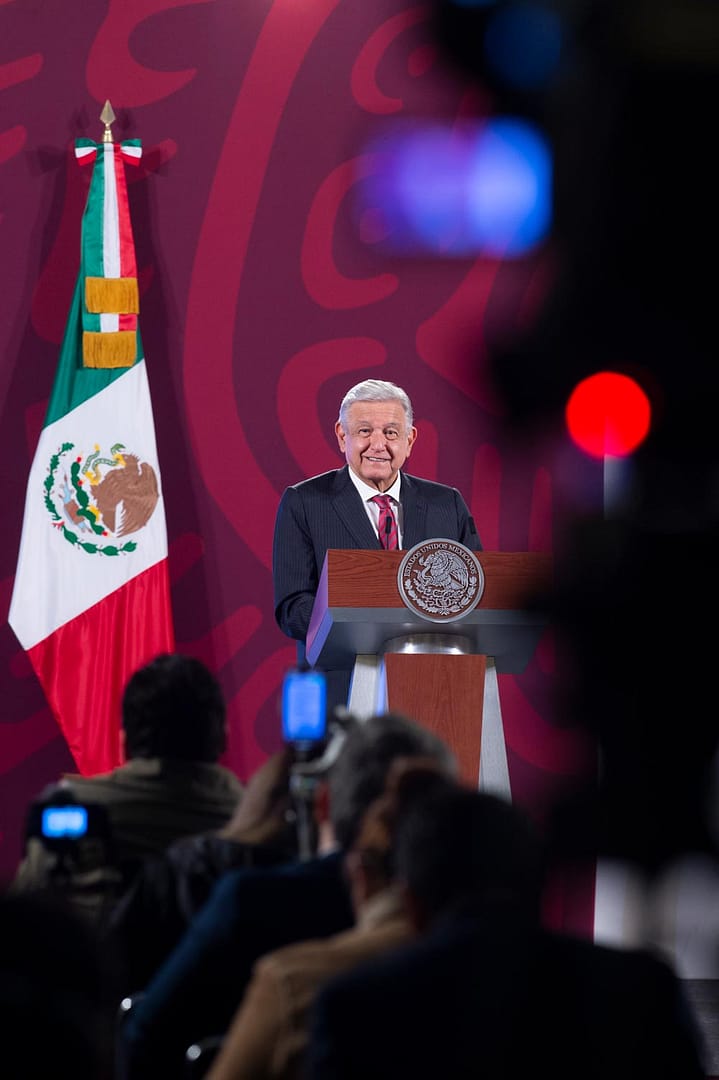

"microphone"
[384,515,393,541]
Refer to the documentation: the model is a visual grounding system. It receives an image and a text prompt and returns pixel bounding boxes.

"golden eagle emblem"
[45,441,159,556]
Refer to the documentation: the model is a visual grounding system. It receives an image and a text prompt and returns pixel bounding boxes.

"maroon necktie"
[372,494,398,550]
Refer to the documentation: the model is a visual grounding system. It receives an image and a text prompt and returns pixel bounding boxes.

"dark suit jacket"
[307,907,707,1080]
[108,830,295,997]
[118,852,354,1079]
[272,466,482,646]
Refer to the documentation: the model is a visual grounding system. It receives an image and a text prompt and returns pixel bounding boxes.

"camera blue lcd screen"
[42,806,88,838]
[282,670,327,742]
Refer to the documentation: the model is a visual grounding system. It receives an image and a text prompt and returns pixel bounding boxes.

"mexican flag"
[8,125,175,775]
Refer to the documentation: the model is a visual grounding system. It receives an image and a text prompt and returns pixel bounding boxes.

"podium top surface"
[306,549,552,672]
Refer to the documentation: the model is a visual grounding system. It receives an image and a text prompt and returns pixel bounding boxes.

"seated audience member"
[108,746,298,995]
[206,760,451,1080]
[307,785,707,1080]
[11,652,244,926]
[117,713,456,1079]
[0,888,121,1079]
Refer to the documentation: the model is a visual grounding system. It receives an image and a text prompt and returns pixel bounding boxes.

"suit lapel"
[399,474,427,549]
[332,467,379,547]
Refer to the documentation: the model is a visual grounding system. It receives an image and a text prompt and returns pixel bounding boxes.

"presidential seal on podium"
[397,539,485,624]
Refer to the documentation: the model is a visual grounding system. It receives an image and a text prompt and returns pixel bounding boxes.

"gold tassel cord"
[85,276,139,315]
[82,331,137,368]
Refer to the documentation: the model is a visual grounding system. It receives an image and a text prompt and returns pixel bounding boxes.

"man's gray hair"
[327,711,456,851]
[338,379,413,430]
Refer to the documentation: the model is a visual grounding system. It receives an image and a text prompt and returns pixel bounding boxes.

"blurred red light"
[565,372,651,458]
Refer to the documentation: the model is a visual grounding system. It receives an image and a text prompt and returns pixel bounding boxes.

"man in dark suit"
[272,378,482,706]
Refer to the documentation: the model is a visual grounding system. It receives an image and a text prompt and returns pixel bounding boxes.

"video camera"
[24,787,120,903]
[281,666,355,859]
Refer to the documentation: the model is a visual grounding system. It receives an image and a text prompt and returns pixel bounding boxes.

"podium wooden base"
[383,653,486,786]
[347,651,512,796]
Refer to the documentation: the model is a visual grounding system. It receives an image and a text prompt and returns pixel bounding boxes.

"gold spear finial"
[100,100,116,143]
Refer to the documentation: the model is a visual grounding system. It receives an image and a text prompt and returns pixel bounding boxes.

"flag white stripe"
[8,362,168,649]
[103,144,120,277]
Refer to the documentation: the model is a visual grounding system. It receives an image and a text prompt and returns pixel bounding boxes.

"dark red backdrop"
[0,0,599,925]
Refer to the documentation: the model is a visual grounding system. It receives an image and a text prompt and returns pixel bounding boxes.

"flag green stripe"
[82,146,106,281]
[44,277,144,427]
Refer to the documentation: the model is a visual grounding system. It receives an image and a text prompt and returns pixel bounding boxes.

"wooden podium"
[306,549,551,791]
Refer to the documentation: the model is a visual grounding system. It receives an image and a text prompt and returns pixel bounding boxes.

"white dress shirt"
[347,469,403,547]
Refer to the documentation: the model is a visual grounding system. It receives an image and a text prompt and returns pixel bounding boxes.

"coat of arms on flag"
[8,102,175,775]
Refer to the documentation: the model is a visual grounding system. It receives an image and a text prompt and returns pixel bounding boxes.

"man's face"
[335,400,417,492]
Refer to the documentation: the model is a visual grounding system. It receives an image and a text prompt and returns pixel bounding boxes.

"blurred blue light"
[393,129,468,252]
[484,3,564,90]
[466,117,552,255]
[357,117,552,258]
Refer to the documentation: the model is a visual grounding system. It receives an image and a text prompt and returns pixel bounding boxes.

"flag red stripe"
[27,560,175,775]
[114,144,137,280]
